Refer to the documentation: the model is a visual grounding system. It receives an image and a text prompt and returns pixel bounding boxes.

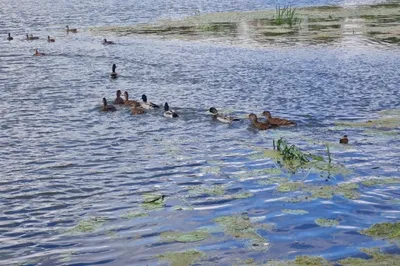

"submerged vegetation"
[157,250,206,266]
[360,221,400,240]
[160,230,210,243]
[68,217,106,234]
[275,6,301,27]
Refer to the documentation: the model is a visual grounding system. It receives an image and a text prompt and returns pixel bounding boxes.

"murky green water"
[1,0,399,265]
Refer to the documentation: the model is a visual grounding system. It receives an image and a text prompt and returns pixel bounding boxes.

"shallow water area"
[1,0,400,265]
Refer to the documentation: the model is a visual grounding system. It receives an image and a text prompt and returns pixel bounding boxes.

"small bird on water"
[339,135,349,144]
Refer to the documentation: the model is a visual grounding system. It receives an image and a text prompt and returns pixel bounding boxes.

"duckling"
[114,90,125,105]
[131,102,146,115]
[7,33,13,41]
[339,135,349,144]
[26,34,39,40]
[248,113,275,130]
[263,111,296,126]
[163,102,179,118]
[209,107,240,123]
[66,25,78,33]
[102,98,116,112]
[140,94,160,109]
[33,49,45,56]
[110,64,118,79]
[103,38,115,45]
[123,91,139,106]
[47,36,55,42]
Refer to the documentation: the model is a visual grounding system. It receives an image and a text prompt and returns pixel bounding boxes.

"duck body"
[163,102,179,118]
[47,36,55,42]
[249,113,275,130]
[140,94,159,109]
[66,26,78,33]
[103,38,115,45]
[263,111,296,126]
[7,33,13,41]
[102,98,116,112]
[339,135,349,144]
[123,91,139,106]
[33,49,45,56]
[131,102,146,115]
[110,64,118,79]
[26,34,39,40]
[209,107,239,124]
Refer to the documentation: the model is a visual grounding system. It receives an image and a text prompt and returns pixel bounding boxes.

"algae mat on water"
[157,250,206,266]
[360,221,400,240]
[160,230,210,243]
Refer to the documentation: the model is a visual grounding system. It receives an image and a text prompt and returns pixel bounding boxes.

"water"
[1,0,400,265]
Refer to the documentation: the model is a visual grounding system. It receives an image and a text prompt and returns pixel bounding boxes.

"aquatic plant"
[157,250,206,266]
[120,211,148,219]
[275,6,301,27]
[360,221,400,240]
[282,209,308,215]
[339,248,400,266]
[142,193,165,210]
[315,218,339,227]
[160,230,210,243]
[362,178,400,187]
[266,255,333,265]
[68,217,106,234]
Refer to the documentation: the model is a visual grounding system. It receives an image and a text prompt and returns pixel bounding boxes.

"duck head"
[112,64,116,72]
[8,33,11,37]
[104,38,107,42]
[248,113,258,122]
[66,25,69,29]
[209,107,218,114]
[26,33,29,38]
[116,90,122,97]
[103,98,107,106]
[142,94,147,103]
[124,91,129,100]
[263,111,272,118]
[164,102,170,111]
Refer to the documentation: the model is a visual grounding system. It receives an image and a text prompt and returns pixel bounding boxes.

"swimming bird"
[131,102,146,115]
[102,98,116,112]
[114,90,125,105]
[103,38,115,45]
[123,91,139,106]
[339,135,349,144]
[47,36,55,42]
[110,64,118,79]
[7,33,13,41]
[26,34,39,40]
[66,25,78,33]
[209,107,240,123]
[33,49,45,56]
[163,102,179,118]
[140,94,159,109]
[249,113,275,130]
[262,111,296,126]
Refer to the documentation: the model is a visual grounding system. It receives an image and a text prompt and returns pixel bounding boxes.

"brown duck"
[114,90,124,105]
[123,91,139,106]
[131,102,146,115]
[249,114,275,130]
[339,135,349,144]
[263,111,296,126]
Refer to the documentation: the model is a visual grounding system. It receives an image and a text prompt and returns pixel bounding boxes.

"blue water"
[1,0,399,265]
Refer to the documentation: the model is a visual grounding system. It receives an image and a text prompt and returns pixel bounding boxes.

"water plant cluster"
[274,6,301,27]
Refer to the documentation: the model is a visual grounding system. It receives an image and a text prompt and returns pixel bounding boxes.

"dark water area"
[1,0,399,265]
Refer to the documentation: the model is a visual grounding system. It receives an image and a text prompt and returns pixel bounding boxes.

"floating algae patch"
[360,221,400,240]
[259,177,288,185]
[362,178,400,187]
[336,109,400,130]
[142,193,165,210]
[277,182,305,192]
[188,185,225,196]
[304,183,359,200]
[157,250,206,266]
[228,192,254,199]
[200,166,221,175]
[315,218,339,227]
[235,167,283,179]
[339,248,400,266]
[160,230,210,243]
[282,209,309,215]
[121,211,148,219]
[214,215,269,250]
[68,217,106,234]
[266,256,333,266]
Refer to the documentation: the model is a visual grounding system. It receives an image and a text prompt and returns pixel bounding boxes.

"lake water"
[1,0,399,265]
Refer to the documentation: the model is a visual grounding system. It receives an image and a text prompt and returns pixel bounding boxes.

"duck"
[248,113,275,130]
[114,90,125,105]
[163,102,179,118]
[131,102,146,115]
[7,33,13,41]
[123,91,139,106]
[339,135,349,144]
[33,49,45,56]
[140,94,160,109]
[103,38,115,45]
[209,107,240,123]
[66,25,78,33]
[110,64,118,79]
[26,34,39,40]
[47,36,55,42]
[102,98,116,112]
[262,111,296,126]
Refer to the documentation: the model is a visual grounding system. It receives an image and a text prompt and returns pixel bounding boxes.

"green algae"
[160,230,210,243]
[360,222,400,240]
[157,250,206,266]
[120,211,148,219]
[68,217,106,234]
[266,256,333,266]
[188,185,225,196]
[142,193,165,210]
[339,248,400,266]
[233,258,257,266]
[362,178,400,187]
[229,192,254,199]
[259,177,288,185]
[281,209,309,215]
[315,218,339,227]
[200,166,221,174]
[277,182,305,192]
[214,215,269,250]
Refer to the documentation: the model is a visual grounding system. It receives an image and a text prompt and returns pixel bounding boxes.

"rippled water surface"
[1,0,400,265]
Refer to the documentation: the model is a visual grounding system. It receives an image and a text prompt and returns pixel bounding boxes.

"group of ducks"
[6,26,115,56]
[102,90,297,128]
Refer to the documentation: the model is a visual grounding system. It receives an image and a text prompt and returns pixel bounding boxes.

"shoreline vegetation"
[90,2,400,46]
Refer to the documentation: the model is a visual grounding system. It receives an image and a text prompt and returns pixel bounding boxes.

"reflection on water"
[0,0,399,265]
